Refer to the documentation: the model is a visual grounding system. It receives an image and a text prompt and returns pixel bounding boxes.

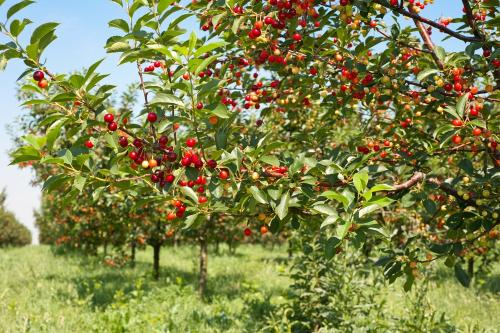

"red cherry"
[260,225,268,234]
[85,140,94,149]
[198,196,207,204]
[186,138,197,148]
[118,136,128,147]
[452,135,462,145]
[340,0,349,5]
[38,79,48,89]
[244,228,252,236]
[108,122,118,131]
[196,102,203,110]
[159,135,168,145]
[219,170,229,180]
[444,83,453,91]
[154,61,161,68]
[454,82,463,92]
[181,156,192,167]
[472,128,482,136]
[207,159,217,169]
[147,112,157,123]
[129,151,138,160]
[165,174,175,183]
[451,119,463,127]
[33,70,44,81]
[104,113,114,123]
[167,212,176,221]
[292,33,302,41]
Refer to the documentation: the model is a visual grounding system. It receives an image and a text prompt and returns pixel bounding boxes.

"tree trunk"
[467,258,474,278]
[130,242,136,268]
[153,243,161,280]
[288,240,293,259]
[198,235,208,297]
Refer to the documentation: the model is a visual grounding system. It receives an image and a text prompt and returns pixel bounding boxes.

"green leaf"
[321,191,349,209]
[46,119,65,150]
[188,31,197,55]
[42,174,69,192]
[157,0,175,13]
[30,22,59,44]
[194,41,226,58]
[180,186,198,203]
[211,103,230,118]
[150,93,184,108]
[324,236,341,259]
[416,68,439,82]
[275,192,290,220]
[7,0,34,19]
[10,145,41,164]
[320,215,339,229]
[108,19,129,32]
[10,18,32,37]
[454,263,470,287]
[104,133,119,152]
[73,175,86,193]
[357,197,393,218]
[456,93,469,117]
[434,46,446,62]
[260,155,279,166]
[458,159,473,176]
[312,204,338,216]
[353,171,369,194]
[249,186,267,204]
[184,213,202,229]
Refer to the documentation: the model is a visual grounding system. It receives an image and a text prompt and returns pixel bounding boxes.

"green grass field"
[0,245,498,332]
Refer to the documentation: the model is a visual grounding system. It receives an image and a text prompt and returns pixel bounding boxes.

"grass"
[0,245,498,332]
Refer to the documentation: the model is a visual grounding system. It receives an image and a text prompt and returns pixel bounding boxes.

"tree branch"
[372,0,480,43]
[413,20,444,70]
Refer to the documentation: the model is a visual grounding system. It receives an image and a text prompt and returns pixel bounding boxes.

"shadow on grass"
[432,266,500,295]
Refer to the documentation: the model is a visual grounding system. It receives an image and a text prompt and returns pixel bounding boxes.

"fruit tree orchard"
[1,0,498,288]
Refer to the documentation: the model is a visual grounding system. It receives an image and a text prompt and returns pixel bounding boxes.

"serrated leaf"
[353,171,369,194]
[416,68,439,81]
[275,192,289,220]
[321,191,349,209]
[73,175,86,192]
[180,186,198,203]
[183,213,200,229]
[211,103,229,118]
[150,93,184,108]
[260,155,279,166]
[249,186,267,204]
[193,41,226,58]
[456,93,468,117]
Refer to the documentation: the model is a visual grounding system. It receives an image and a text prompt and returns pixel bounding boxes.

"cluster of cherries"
[33,70,48,89]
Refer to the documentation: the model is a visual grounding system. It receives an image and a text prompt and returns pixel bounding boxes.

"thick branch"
[413,20,444,70]
[391,172,425,191]
[461,0,484,41]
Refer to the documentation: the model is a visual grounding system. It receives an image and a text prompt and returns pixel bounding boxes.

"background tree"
[0,188,32,247]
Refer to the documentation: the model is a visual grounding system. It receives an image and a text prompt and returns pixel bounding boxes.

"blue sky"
[0,1,463,242]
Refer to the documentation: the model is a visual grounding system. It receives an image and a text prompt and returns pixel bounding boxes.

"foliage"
[1,0,498,289]
[0,188,31,247]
